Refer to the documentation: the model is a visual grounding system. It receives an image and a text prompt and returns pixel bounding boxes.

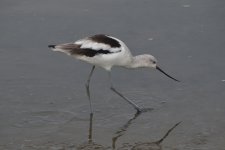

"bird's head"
[134,54,180,82]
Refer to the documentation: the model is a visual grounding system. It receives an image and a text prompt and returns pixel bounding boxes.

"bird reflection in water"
[77,113,109,150]
[112,111,143,149]
[77,112,181,150]
[117,121,181,150]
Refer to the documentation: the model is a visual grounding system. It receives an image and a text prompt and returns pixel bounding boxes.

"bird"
[48,34,179,113]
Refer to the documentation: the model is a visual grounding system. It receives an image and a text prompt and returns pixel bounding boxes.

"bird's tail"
[48,44,61,52]
[48,44,63,52]
[48,43,79,55]
[48,45,56,49]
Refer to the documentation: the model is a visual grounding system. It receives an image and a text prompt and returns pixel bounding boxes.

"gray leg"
[85,66,95,114]
[108,72,142,112]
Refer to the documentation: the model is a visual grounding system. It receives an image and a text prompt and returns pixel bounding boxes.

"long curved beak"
[156,66,180,82]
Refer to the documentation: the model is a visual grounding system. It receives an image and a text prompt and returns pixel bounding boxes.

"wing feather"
[49,34,122,57]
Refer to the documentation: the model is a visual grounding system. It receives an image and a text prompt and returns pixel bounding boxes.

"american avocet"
[48,34,179,113]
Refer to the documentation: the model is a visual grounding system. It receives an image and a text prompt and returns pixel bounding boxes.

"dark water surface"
[1,0,225,149]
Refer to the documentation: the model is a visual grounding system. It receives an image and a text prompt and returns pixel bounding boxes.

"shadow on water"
[117,122,181,150]
[77,113,109,150]
[77,111,181,150]
[112,111,143,149]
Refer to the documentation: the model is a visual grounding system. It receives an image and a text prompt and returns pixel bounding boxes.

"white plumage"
[48,34,179,113]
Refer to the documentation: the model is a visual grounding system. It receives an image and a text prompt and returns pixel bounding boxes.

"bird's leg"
[108,72,142,113]
[85,66,95,114]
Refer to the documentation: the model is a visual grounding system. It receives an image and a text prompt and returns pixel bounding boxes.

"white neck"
[126,55,150,69]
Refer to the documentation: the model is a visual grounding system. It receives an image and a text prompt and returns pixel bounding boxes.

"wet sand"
[0,0,225,149]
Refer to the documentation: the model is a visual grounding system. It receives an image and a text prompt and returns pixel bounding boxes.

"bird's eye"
[152,61,156,64]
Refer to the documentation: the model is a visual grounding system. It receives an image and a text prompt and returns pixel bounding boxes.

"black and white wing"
[48,34,122,57]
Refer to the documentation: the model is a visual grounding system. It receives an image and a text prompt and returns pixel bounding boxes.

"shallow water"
[1,0,225,149]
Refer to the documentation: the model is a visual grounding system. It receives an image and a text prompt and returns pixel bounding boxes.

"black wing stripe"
[76,48,114,57]
[89,34,121,48]
[54,43,121,57]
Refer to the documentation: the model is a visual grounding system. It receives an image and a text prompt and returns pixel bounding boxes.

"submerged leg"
[85,66,95,114]
[108,72,142,112]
